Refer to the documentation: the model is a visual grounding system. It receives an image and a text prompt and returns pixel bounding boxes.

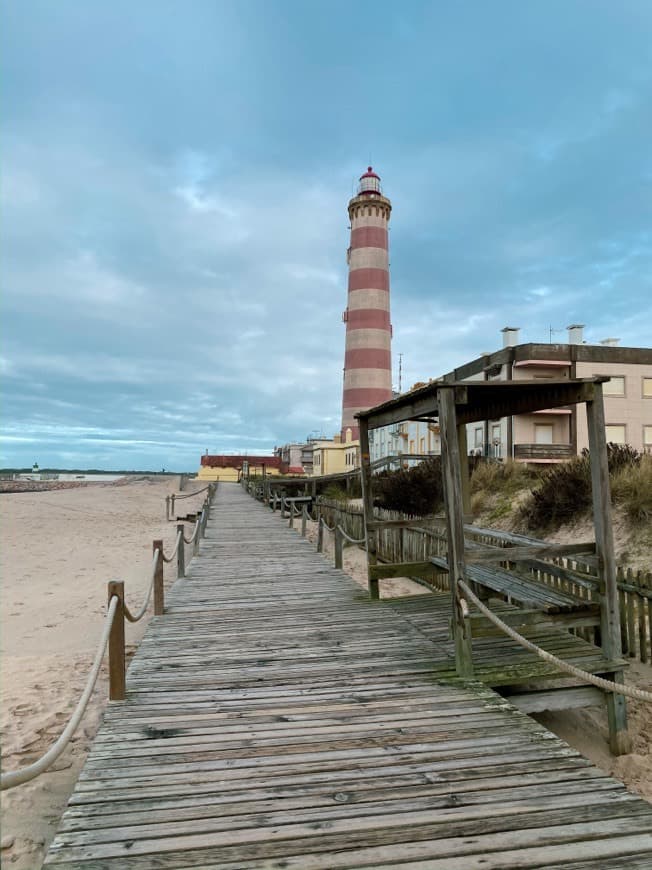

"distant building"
[311,431,359,477]
[198,454,282,483]
[273,442,308,475]
[443,326,652,462]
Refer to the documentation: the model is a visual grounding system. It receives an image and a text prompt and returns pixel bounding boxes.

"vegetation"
[373,457,444,516]
[517,444,648,531]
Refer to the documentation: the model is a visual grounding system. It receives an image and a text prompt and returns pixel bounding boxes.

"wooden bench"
[429,553,599,626]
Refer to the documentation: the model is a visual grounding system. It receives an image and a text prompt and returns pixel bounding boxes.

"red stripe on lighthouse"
[345,348,391,370]
[350,226,388,250]
[348,268,389,292]
[345,309,391,330]
[342,387,393,408]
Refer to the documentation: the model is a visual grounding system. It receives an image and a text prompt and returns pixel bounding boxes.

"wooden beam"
[358,416,378,600]
[464,542,597,564]
[438,386,474,677]
[586,384,630,755]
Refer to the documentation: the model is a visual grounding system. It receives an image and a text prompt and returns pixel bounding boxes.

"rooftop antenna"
[398,352,403,393]
[549,325,563,343]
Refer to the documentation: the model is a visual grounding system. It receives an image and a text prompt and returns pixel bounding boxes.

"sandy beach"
[0,477,208,869]
[1,485,650,868]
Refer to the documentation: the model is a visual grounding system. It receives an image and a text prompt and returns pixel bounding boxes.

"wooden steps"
[43,484,652,868]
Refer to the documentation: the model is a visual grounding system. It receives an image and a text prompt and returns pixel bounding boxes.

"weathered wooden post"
[165,495,170,521]
[170,494,175,521]
[301,504,308,537]
[201,501,209,537]
[153,540,164,615]
[317,518,324,553]
[107,581,126,701]
[288,502,295,529]
[193,514,201,556]
[176,523,185,579]
[335,526,344,569]
[358,415,379,599]
[438,386,474,678]
[457,423,472,520]
[587,381,630,754]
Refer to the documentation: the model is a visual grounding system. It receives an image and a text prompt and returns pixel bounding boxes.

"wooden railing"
[314,498,652,665]
[514,443,574,460]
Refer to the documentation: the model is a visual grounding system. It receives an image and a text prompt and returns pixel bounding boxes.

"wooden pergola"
[356,377,629,753]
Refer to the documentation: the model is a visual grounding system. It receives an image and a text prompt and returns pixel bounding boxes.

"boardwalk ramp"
[45,485,652,868]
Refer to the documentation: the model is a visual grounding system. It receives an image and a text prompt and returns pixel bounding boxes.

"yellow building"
[311,433,360,477]
[197,454,282,483]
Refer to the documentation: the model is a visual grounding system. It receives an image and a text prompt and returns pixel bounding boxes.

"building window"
[534,424,554,445]
[601,375,626,396]
[419,437,425,453]
[605,425,626,444]
[491,424,501,442]
[474,427,483,448]
[409,440,415,454]
[644,426,652,454]
[643,378,652,398]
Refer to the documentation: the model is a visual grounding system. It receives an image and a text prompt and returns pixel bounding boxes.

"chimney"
[600,337,620,347]
[567,324,585,345]
[501,326,520,348]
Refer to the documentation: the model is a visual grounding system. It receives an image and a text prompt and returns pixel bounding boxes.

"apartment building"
[444,326,652,462]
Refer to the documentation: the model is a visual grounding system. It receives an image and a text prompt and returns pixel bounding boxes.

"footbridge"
[40,482,652,868]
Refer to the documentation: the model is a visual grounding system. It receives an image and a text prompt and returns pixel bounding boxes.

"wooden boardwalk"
[45,485,652,868]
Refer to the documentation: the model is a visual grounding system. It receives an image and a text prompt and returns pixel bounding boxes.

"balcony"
[514,443,574,461]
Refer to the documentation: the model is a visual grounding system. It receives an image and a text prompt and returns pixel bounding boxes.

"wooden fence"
[316,497,652,665]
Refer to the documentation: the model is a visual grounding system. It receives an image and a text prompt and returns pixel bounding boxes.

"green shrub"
[322,484,349,502]
[374,457,443,516]
[471,459,540,496]
[611,454,652,523]
[518,443,643,531]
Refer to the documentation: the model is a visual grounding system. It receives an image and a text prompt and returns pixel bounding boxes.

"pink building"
[341,167,393,440]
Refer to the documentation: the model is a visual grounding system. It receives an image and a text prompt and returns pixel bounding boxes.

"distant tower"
[341,167,393,441]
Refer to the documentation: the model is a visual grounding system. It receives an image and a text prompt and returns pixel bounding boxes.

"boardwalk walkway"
[45,485,652,868]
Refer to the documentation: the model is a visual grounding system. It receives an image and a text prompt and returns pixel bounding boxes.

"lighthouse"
[341,167,393,441]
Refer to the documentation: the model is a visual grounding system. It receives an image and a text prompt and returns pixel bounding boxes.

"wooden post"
[165,495,170,521]
[335,526,344,569]
[176,523,185,579]
[193,515,201,556]
[301,504,307,538]
[586,384,630,754]
[457,423,472,520]
[438,387,474,677]
[153,540,164,615]
[288,503,294,529]
[107,581,126,701]
[359,416,379,599]
[317,518,324,553]
[170,494,175,521]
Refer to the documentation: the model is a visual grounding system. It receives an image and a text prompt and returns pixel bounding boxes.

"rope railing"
[336,524,366,545]
[124,549,160,623]
[457,579,652,704]
[1,483,218,791]
[173,485,210,500]
[161,528,183,563]
[1,595,119,791]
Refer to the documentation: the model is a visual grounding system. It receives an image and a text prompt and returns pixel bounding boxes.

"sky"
[2,1,651,470]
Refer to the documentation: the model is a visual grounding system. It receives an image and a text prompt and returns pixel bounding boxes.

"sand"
[1,490,649,868]
[0,477,209,869]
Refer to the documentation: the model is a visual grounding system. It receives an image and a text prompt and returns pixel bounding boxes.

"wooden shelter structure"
[356,377,630,753]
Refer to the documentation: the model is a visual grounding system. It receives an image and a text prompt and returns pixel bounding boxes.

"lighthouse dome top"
[358,166,382,196]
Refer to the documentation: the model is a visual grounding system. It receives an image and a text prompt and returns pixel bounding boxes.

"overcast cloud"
[2,0,651,470]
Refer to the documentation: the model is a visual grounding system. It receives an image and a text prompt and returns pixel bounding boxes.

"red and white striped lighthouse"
[341,167,393,440]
